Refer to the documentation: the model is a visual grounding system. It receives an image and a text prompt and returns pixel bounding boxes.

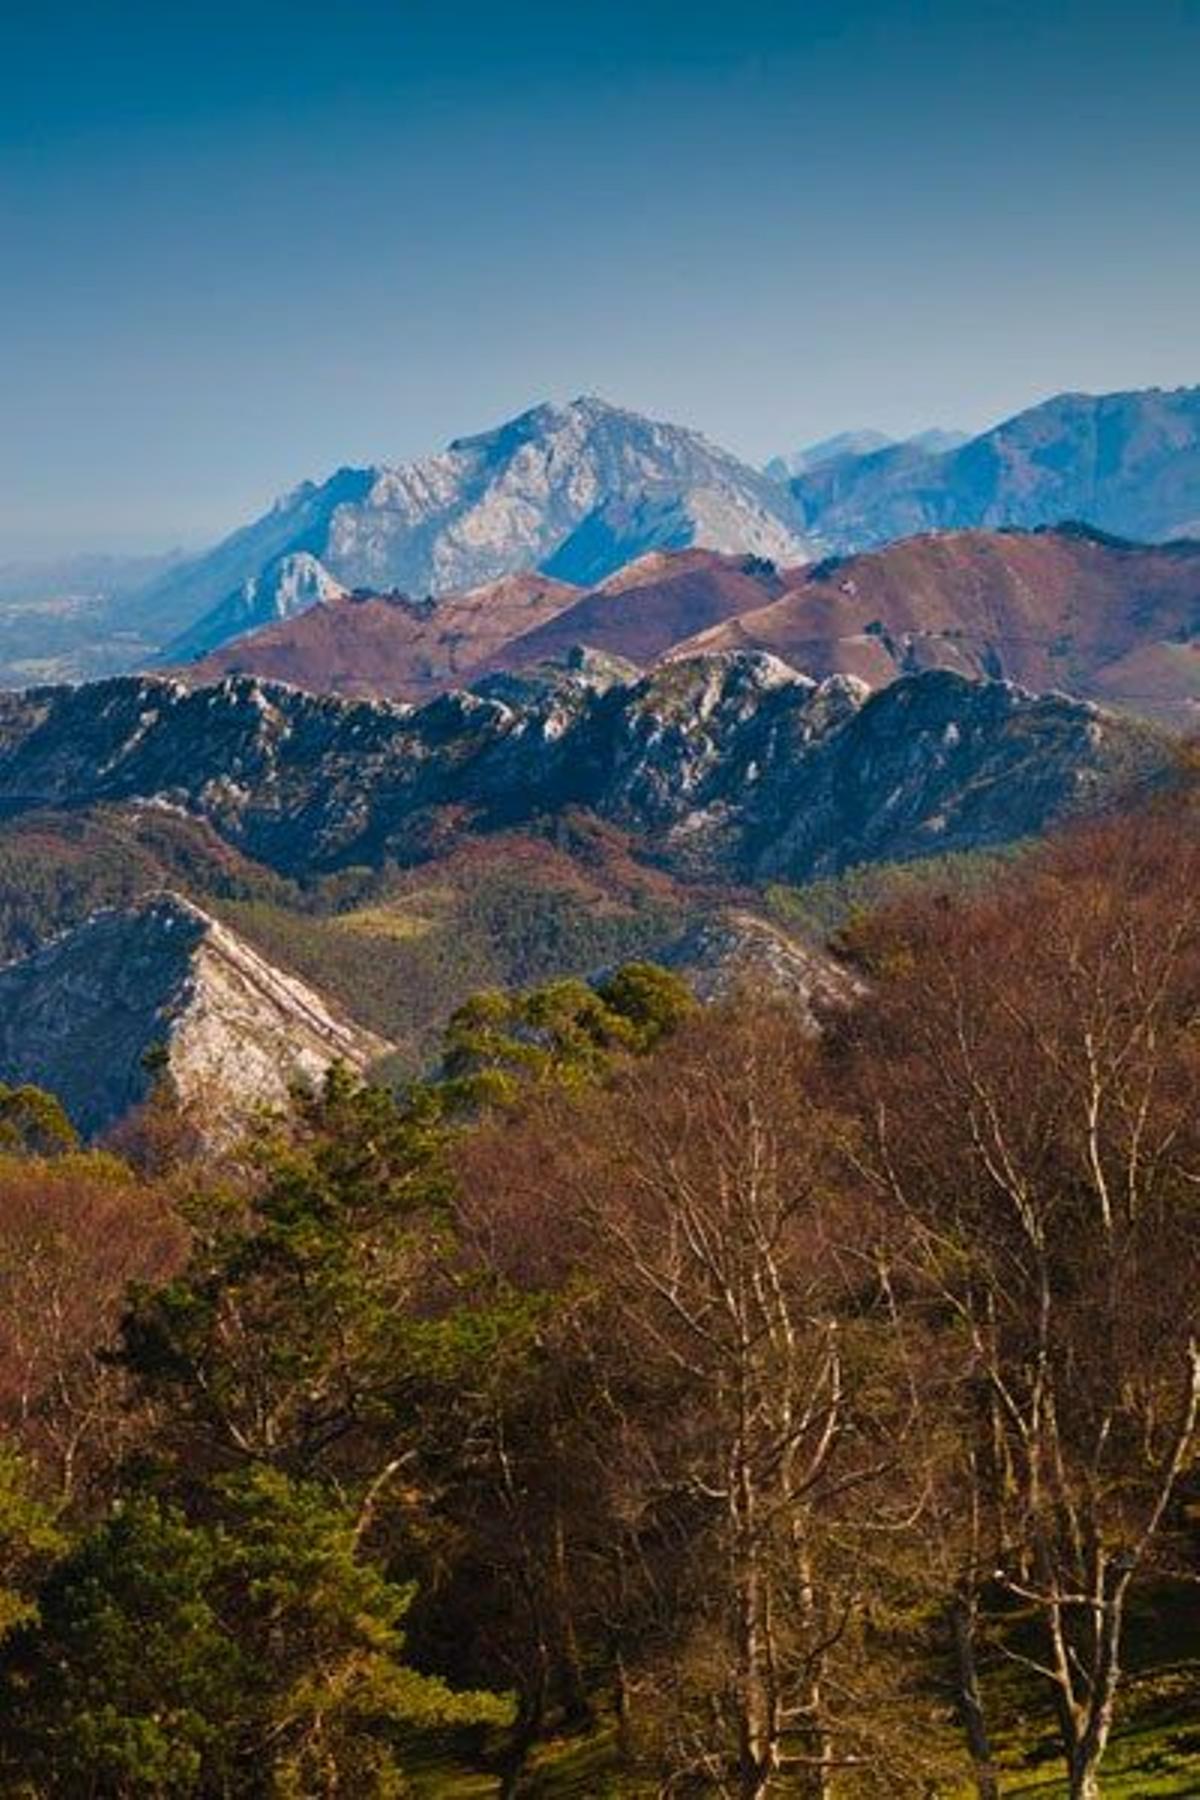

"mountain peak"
[788,384,1200,553]
[133,399,816,652]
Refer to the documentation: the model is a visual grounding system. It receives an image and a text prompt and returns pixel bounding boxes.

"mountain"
[0,659,1164,886]
[183,570,582,699]
[764,428,968,484]
[907,428,971,456]
[671,525,1200,726]
[790,386,1200,551]
[0,891,388,1137]
[126,398,815,651]
[166,552,349,661]
[764,430,895,482]
[180,550,795,701]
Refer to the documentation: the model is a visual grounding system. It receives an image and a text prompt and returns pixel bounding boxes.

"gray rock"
[650,908,863,1030]
[0,891,389,1138]
[0,658,1168,886]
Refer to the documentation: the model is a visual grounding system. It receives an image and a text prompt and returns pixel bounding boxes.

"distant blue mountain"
[788,386,1200,552]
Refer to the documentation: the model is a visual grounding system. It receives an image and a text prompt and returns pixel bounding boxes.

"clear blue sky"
[1,0,1197,555]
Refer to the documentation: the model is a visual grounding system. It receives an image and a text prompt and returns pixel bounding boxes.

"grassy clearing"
[402,1661,1200,1796]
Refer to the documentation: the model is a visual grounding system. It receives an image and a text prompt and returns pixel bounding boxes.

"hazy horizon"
[2,0,1197,558]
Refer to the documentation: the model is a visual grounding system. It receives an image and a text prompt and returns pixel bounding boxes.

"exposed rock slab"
[0,892,390,1137]
[650,908,863,1030]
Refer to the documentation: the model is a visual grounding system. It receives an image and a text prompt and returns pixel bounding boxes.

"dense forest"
[0,802,1197,1798]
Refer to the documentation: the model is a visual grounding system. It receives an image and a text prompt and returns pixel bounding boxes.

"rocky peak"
[165,552,348,663]
[126,399,816,655]
[0,891,390,1139]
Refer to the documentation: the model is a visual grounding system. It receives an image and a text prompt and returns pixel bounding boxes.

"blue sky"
[1,0,1197,555]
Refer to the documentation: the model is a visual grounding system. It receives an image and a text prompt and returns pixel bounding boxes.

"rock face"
[167,552,349,662]
[0,892,390,1137]
[790,386,1200,553]
[127,398,814,649]
[650,908,863,1029]
[0,659,1165,886]
[671,526,1200,727]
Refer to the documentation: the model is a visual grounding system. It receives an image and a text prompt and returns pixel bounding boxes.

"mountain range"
[177,528,1200,727]
[763,427,967,483]
[0,380,1197,1132]
[152,384,1200,677]
[2,383,1198,690]
[787,385,1200,552]
[0,656,1163,887]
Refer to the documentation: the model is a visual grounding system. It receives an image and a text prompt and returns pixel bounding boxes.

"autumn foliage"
[0,809,1196,1795]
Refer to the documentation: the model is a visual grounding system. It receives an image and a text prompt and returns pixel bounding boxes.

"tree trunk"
[795,1544,831,1800]
[735,1563,773,1799]
[1065,1690,1115,1800]
[497,1685,547,1800]
[551,1502,593,1728]
[1067,1755,1103,1800]
[949,1592,1000,1800]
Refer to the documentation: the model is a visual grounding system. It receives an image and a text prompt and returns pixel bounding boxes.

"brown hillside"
[671,527,1200,725]
[479,548,793,671]
[179,551,790,700]
[185,572,580,700]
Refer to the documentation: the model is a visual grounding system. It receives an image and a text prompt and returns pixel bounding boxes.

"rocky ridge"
[0,891,389,1138]
[0,656,1165,885]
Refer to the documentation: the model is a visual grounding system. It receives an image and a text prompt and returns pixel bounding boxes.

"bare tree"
[843,816,1200,1800]
[0,1152,186,1500]
[463,1002,933,1798]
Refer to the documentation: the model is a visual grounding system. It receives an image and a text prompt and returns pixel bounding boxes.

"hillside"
[475,549,795,673]
[180,550,793,700]
[673,525,1200,725]
[0,891,388,1137]
[183,571,582,699]
[790,384,1200,551]
[0,805,691,1074]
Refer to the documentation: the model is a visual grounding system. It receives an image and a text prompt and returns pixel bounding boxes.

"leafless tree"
[463,1002,936,1797]
[842,816,1200,1800]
